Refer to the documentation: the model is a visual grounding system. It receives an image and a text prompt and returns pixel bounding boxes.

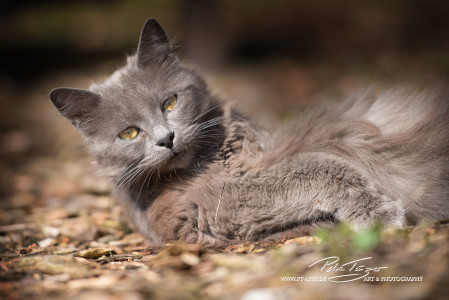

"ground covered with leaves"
[1,61,449,300]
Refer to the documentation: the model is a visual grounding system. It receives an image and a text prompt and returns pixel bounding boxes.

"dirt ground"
[1,55,449,300]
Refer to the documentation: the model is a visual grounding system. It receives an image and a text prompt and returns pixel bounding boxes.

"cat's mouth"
[162,146,195,171]
[166,149,186,165]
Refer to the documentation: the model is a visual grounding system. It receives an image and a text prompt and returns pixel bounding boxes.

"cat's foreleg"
[239,156,405,240]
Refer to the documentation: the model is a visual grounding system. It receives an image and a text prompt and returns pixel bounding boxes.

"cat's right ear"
[49,88,100,129]
[136,18,177,68]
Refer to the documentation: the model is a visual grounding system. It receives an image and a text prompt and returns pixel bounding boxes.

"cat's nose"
[156,132,175,149]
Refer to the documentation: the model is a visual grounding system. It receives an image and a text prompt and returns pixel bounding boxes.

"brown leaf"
[77,247,116,259]
[18,255,99,279]
[17,243,37,254]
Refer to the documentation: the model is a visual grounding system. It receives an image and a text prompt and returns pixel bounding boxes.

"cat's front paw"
[343,188,405,230]
[238,212,283,241]
[239,223,263,241]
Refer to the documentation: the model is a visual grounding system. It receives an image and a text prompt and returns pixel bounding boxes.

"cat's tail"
[365,85,449,223]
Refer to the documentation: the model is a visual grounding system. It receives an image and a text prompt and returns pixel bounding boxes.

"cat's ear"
[136,18,177,68]
[49,87,100,129]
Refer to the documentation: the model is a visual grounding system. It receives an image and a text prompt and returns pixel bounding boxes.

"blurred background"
[1,0,449,227]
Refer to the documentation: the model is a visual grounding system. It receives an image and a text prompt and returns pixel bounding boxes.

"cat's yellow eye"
[119,127,139,140]
[162,95,177,111]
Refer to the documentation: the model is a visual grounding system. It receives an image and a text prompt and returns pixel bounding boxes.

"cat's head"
[50,19,216,180]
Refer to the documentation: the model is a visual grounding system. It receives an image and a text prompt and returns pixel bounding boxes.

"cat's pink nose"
[156,132,174,149]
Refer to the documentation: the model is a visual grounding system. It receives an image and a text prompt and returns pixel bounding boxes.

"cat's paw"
[238,212,284,240]
[238,217,261,240]
[371,194,406,229]
[238,221,259,240]
[342,186,405,230]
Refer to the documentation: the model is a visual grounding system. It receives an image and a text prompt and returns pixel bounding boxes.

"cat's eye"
[162,95,177,112]
[119,127,139,140]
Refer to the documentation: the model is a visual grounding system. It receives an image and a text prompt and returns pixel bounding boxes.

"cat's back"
[267,85,449,155]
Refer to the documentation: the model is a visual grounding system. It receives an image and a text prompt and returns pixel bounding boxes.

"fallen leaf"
[77,247,116,259]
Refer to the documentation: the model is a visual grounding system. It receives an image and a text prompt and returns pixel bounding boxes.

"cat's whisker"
[215,181,226,222]
[117,171,138,188]
[193,162,205,174]
[144,168,156,188]
[196,135,218,141]
[120,168,140,191]
[195,141,221,147]
[173,169,183,182]
[116,161,140,185]
[197,125,224,134]
[116,157,146,189]
[122,164,143,182]
[197,116,225,130]
[138,157,155,166]
[196,131,224,138]
[196,132,224,136]
[116,166,140,189]
[190,103,224,125]
[198,121,225,132]
[197,136,223,141]
[124,159,141,171]
[126,167,147,191]
[122,166,146,191]
[198,116,225,129]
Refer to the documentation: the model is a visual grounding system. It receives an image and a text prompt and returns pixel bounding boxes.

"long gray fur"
[49,19,449,247]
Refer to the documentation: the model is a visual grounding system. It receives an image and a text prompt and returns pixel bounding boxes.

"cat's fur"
[50,19,449,247]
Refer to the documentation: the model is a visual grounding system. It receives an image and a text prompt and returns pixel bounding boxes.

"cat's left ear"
[136,18,177,68]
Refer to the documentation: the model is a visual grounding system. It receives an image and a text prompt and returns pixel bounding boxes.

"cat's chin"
[162,148,193,172]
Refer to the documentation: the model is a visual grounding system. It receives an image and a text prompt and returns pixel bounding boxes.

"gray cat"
[50,19,449,247]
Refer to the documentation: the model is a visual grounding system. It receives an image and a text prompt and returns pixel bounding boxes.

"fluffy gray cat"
[50,19,449,247]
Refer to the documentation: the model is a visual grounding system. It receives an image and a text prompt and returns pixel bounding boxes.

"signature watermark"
[280,256,423,283]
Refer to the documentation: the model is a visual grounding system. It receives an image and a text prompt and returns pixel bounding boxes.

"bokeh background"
[1,1,449,298]
[2,0,449,245]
